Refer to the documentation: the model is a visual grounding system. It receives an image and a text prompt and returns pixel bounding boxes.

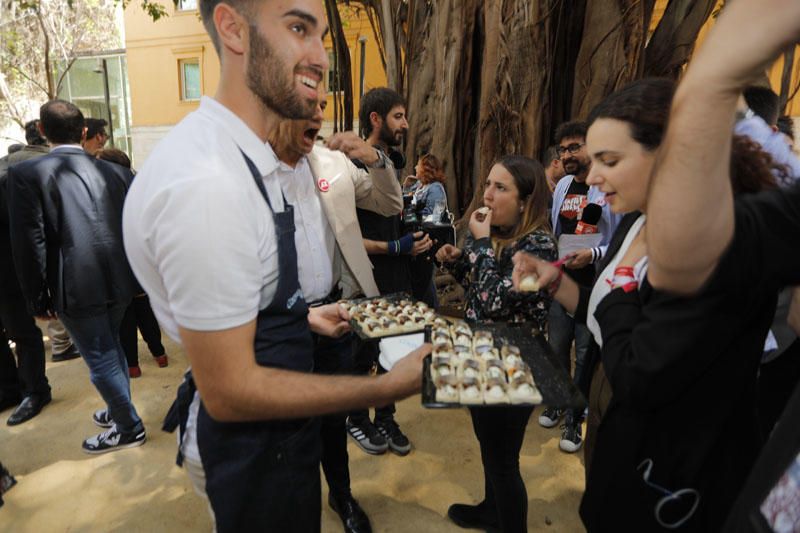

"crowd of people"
[1,0,800,531]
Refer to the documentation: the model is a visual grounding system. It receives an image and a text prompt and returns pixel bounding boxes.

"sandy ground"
[0,329,586,532]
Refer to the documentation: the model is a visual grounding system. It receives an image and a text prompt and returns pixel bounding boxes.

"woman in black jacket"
[514,78,789,531]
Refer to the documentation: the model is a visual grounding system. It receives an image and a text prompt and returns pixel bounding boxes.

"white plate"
[378,333,425,370]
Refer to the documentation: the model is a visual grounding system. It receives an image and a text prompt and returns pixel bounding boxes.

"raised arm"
[646,0,800,294]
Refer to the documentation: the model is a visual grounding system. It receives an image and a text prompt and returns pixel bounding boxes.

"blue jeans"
[60,302,143,434]
[548,300,592,424]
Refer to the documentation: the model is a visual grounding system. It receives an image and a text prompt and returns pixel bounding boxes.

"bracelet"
[548,269,564,296]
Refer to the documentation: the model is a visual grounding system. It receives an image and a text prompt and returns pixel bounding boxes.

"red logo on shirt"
[560,194,588,220]
[317,178,330,192]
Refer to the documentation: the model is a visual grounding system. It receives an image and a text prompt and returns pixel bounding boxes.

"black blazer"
[7,147,137,318]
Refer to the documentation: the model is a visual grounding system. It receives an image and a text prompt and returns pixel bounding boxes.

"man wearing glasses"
[539,120,621,454]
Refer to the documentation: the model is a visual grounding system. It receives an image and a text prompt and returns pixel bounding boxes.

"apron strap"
[162,370,197,467]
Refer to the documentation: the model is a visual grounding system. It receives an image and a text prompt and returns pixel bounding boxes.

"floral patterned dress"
[447,229,557,330]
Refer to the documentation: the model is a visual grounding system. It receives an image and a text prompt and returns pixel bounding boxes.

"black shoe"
[7,393,52,426]
[82,425,146,454]
[447,502,500,532]
[374,417,411,456]
[346,418,388,455]
[52,344,80,362]
[328,493,372,533]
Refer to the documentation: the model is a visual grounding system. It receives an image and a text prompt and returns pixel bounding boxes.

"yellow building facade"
[123,2,387,163]
[124,1,799,163]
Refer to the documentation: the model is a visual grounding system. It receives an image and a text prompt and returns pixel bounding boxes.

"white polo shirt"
[123,97,288,465]
[123,96,285,343]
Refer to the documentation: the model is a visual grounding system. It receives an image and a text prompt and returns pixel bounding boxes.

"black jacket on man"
[7,146,136,318]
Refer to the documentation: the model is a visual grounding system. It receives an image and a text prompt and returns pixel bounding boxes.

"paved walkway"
[0,330,586,532]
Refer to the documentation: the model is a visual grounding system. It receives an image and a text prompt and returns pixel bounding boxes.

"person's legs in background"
[132,295,167,367]
[561,322,592,453]
[315,333,371,533]
[0,291,50,425]
[541,301,574,428]
[47,319,79,362]
[120,303,141,378]
[373,360,411,456]
[448,407,533,533]
[60,302,146,453]
[346,339,388,455]
[0,327,22,413]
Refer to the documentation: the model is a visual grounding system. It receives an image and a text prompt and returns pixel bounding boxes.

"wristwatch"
[368,149,387,169]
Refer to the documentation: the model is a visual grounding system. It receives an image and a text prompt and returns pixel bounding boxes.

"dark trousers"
[470,406,534,533]
[198,410,322,533]
[548,301,592,423]
[0,289,49,400]
[349,338,395,422]
[313,332,354,500]
[120,294,165,368]
[409,256,438,308]
[758,338,800,438]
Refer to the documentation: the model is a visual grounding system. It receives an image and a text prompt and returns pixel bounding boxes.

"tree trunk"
[644,0,716,79]
[571,0,651,119]
[325,0,354,131]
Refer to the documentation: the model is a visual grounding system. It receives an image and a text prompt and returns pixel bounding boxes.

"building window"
[177,0,197,10]
[327,50,342,93]
[180,59,201,101]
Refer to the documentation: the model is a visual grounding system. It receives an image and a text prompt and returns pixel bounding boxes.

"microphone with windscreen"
[575,203,601,235]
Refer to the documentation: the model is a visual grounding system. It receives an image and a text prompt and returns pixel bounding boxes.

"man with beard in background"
[347,88,432,458]
[539,121,621,455]
[122,2,428,531]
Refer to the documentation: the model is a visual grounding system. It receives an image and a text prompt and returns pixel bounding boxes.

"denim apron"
[163,151,321,532]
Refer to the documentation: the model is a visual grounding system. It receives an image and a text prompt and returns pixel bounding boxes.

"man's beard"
[563,157,589,177]
[378,121,404,147]
[246,24,315,120]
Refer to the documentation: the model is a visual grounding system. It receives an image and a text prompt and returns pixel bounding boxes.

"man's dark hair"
[85,118,108,139]
[39,99,84,145]
[554,120,588,145]
[743,86,780,126]
[200,0,253,55]
[542,145,560,165]
[358,87,405,139]
[777,115,795,141]
[24,119,47,146]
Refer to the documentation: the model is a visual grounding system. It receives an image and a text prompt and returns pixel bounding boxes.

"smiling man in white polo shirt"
[122,1,428,531]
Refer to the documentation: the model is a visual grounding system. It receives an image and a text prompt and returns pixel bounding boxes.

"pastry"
[475,206,491,222]
[509,375,542,404]
[435,375,459,403]
[484,377,509,404]
[519,275,540,292]
[459,359,483,381]
[459,377,483,404]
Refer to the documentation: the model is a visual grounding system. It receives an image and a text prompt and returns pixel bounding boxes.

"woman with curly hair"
[404,153,449,220]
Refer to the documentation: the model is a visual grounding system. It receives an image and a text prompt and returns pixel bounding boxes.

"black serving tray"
[421,321,586,409]
[345,293,431,340]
